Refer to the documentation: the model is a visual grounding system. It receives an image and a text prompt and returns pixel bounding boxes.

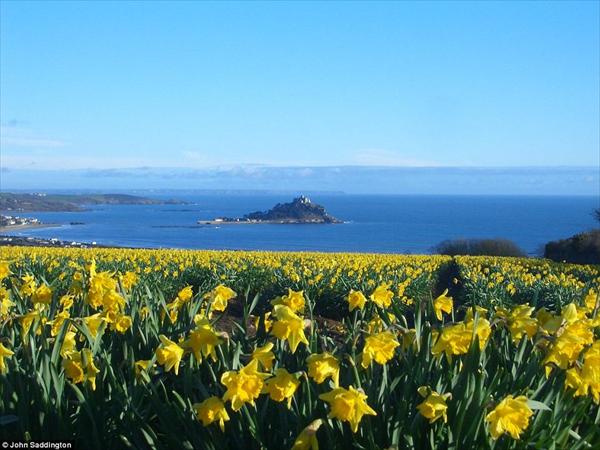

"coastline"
[0,223,61,233]
[0,234,109,248]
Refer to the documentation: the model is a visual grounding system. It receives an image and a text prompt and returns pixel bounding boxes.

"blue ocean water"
[3,194,599,255]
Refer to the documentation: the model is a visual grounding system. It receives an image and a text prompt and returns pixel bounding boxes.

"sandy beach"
[0,222,60,233]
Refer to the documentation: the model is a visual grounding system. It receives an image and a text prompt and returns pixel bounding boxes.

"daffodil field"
[0,247,599,449]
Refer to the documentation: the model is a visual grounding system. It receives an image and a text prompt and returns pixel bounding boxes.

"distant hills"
[1,166,597,195]
[0,193,183,212]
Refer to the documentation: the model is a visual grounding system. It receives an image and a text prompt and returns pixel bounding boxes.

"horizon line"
[1,164,598,172]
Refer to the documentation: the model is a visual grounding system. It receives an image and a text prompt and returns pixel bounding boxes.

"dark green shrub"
[544,229,600,265]
[434,238,526,257]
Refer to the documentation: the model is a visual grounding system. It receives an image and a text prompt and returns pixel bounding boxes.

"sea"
[2,194,599,255]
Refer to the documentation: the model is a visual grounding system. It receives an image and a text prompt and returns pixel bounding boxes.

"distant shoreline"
[0,234,110,248]
[0,223,61,233]
[0,192,186,213]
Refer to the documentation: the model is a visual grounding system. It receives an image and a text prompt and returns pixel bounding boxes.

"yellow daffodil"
[416,386,450,424]
[307,352,340,387]
[0,262,10,280]
[20,309,41,339]
[433,289,453,321]
[251,342,275,371]
[20,274,37,297]
[347,290,367,312]
[260,311,273,332]
[431,318,491,359]
[204,285,236,312]
[291,419,323,450]
[59,294,74,310]
[0,343,14,374]
[271,305,309,354]
[101,290,126,313]
[319,386,377,433]
[183,318,222,363]
[32,284,53,306]
[221,359,270,411]
[163,299,182,324]
[485,395,533,440]
[565,341,600,404]
[369,285,393,308]
[272,289,306,312]
[465,306,488,322]
[113,315,132,334]
[120,271,138,291]
[467,318,492,350]
[563,303,589,324]
[48,310,70,337]
[544,320,594,372]
[506,282,516,295]
[63,348,100,390]
[366,315,390,334]
[155,335,184,375]
[60,330,78,358]
[103,309,119,324]
[83,313,105,338]
[134,359,154,379]
[193,396,230,431]
[88,271,118,309]
[0,289,14,319]
[584,290,598,312]
[177,285,193,302]
[139,306,151,320]
[507,305,537,342]
[81,348,100,390]
[360,331,399,368]
[263,368,301,408]
[536,308,562,335]
[63,356,84,385]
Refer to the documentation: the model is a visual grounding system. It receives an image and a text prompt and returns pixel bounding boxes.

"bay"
[3,194,598,255]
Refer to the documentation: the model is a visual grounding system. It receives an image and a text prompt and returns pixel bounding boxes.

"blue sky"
[0,2,599,185]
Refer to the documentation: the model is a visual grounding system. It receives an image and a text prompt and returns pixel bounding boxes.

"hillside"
[0,193,183,212]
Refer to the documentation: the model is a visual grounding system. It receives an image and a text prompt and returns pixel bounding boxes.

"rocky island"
[200,196,342,224]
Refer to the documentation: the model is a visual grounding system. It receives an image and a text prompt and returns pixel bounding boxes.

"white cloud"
[0,125,67,149]
[1,136,66,148]
[0,153,172,170]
